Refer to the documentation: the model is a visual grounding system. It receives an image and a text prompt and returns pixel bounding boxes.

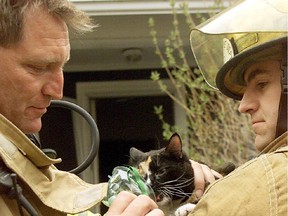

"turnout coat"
[190,132,288,216]
[0,114,107,216]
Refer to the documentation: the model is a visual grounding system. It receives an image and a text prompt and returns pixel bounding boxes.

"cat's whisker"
[160,181,193,192]
[158,186,192,198]
[159,188,173,200]
[162,185,190,194]
[171,178,193,186]
[156,175,187,186]
[157,177,194,189]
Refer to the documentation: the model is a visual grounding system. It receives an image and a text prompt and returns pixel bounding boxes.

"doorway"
[76,79,187,183]
[95,95,174,183]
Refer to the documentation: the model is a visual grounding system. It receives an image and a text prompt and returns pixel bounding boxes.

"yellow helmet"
[190,0,287,100]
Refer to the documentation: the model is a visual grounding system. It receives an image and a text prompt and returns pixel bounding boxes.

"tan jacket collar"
[0,113,61,167]
[259,131,288,155]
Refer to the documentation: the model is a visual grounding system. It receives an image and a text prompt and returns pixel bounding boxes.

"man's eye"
[33,66,46,72]
[257,82,268,89]
[27,64,47,73]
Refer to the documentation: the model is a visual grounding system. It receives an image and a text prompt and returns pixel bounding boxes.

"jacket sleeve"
[189,150,288,216]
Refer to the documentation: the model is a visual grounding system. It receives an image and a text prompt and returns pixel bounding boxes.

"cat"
[129,133,196,216]
[129,133,235,216]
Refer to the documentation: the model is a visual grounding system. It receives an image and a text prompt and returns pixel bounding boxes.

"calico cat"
[129,133,236,216]
[129,133,196,216]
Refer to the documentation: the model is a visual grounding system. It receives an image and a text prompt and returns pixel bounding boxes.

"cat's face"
[129,133,195,207]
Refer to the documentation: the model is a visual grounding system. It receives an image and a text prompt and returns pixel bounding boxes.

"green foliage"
[154,105,179,140]
[149,0,255,166]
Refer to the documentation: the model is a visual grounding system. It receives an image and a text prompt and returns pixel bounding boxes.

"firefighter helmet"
[190,0,287,137]
[190,0,287,99]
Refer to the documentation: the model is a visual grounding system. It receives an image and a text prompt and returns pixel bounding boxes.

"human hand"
[105,191,164,216]
[190,160,223,199]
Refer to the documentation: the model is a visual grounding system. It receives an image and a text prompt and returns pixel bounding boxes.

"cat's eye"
[156,168,166,177]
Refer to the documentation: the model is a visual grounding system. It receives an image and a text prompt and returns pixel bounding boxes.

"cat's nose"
[156,193,164,202]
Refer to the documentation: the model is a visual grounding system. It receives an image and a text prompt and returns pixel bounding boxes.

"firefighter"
[187,0,287,215]
[108,0,287,215]
[0,1,163,215]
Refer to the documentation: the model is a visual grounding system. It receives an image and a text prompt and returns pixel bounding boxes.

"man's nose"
[238,89,258,114]
[42,69,64,100]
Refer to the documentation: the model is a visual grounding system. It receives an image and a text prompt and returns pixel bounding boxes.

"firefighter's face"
[238,60,282,151]
[0,7,70,133]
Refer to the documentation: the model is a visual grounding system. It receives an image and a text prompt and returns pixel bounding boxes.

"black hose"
[50,100,100,175]
[0,100,99,215]
[10,174,38,216]
[18,193,38,216]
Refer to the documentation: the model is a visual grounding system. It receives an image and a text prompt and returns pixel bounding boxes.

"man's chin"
[254,134,275,152]
[19,120,42,134]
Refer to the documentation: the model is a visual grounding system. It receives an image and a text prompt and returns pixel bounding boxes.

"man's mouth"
[31,107,47,116]
[251,120,265,133]
[252,118,264,125]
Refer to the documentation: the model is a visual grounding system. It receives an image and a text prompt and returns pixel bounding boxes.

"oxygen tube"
[50,100,100,174]
[0,100,100,215]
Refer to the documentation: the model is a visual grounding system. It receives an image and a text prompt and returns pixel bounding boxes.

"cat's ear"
[129,147,146,165]
[165,133,183,159]
[129,147,145,157]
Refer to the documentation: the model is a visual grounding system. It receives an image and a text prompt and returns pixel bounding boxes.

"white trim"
[72,1,229,16]
[75,79,187,183]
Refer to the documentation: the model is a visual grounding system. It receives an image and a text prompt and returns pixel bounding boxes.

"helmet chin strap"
[275,42,287,138]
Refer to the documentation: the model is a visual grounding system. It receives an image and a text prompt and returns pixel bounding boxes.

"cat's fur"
[129,133,195,216]
[129,133,235,216]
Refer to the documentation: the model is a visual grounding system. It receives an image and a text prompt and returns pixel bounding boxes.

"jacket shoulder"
[190,151,287,216]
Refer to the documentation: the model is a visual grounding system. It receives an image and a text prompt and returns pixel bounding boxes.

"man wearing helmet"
[185,0,287,215]
[108,0,287,215]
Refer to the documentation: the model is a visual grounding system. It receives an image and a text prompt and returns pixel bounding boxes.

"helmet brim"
[216,36,287,100]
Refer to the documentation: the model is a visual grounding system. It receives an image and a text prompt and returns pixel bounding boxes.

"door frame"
[75,79,187,183]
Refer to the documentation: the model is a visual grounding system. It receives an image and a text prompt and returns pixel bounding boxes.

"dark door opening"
[40,107,77,171]
[95,95,174,213]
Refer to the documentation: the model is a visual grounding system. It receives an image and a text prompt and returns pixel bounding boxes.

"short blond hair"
[0,0,95,47]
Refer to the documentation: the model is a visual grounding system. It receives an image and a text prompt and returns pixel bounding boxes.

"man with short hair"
[0,1,163,215]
